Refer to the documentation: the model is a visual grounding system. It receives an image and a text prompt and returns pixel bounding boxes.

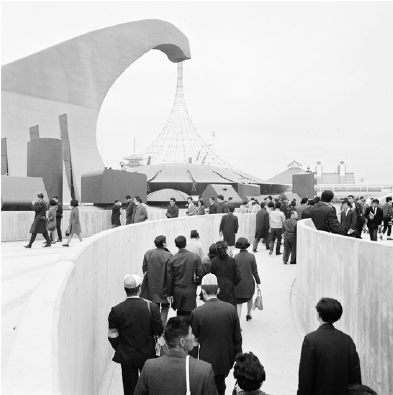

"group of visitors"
[24,193,82,248]
[112,195,148,227]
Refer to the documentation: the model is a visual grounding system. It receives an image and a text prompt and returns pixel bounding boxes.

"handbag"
[193,253,201,285]
[146,301,169,356]
[253,289,263,310]
[65,225,71,237]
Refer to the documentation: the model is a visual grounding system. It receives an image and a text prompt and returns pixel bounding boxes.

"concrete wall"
[2,213,256,394]
[297,219,393,394]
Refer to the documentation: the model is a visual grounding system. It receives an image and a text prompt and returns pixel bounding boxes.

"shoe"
[253,249,258,253]
[379,235,383,240]
[62,244,70,247]
[388,237,392,240]
[246,315,252,321]
[24,245,31,248]
[290,262,297,264]
[269,250,273,255]
[276,252,282,256]
[56,239,62,243]
[283,261,288,264]
[43,243,52,247]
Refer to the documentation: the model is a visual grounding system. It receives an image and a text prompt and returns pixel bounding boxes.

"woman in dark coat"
[234,237,261,321]
[210,240,242,306]
[62,199,83,246]
[24,193,52,248]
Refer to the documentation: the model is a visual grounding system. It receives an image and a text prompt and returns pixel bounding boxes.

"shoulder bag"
[186,355,191,395]
[146,301,169,356]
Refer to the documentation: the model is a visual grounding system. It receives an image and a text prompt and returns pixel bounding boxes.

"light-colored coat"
[69,207,82,234]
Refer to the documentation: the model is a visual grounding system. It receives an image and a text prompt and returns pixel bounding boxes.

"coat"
[108,297,163,368]
[297,323,361,395]
[208,203,217,214]
[46,206,57,231]
[132,204,148,223]
[56,202,63,218]
[255,208,270,239]
[219,212,239,246]
[340,209,357,235]
[111,204,121,226]
[302,206,312,219]
[210,256,242,306]
[167,249,203,312]
[190,298,242,376]
[196,206,205,215]
[166,204,179,218]
[134,350,218,395]
[125,201,135,220]
[141,248,173,304]
[234,250,260,299]
[69,207,82,234]
[364,206,383,230]
[30,201,47,233]
[217,201,229,214]
[310,203,344,235]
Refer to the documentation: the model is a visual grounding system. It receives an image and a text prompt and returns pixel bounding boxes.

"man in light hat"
[190,273,242,395]
[108,274,164,395]
[24,193,52,248]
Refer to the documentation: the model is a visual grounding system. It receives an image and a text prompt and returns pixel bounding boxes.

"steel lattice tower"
[139,62,232,167]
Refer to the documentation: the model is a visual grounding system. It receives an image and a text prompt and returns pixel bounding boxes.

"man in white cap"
[108,274,164,395]
[190,273,242,395]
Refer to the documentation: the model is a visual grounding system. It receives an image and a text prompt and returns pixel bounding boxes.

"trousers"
[283,238,297,263]
[121,365,141,395]
[382,217,392,236]
[269,228,282,254]
[215,374,227,395]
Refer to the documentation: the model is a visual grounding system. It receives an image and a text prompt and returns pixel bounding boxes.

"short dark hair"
[348,195,354,199]
[235,238,250,250]
[228,197,233,200]
[190,230,199,239]
[387,197,392,203]
[170,197,176,203]
[202,285,219,296]
[175,236,187,249]
[70,199,79,207]
[301,198,308,205]
[210,197,215,202]
[290,201,296,207]
[260,202,266,208]
[114,200,120,203]
[315,298,343,323]
[347,384,377,395]
[275,202,281,209]
[198,199,204,206]
[233,352,266,392]
[268,202,275,208]
[154,235,166,248]
[309,199,316,206]
[53,196,58,199]
[217,194,224,200]
[372,199,379,204]
[125,195,131,199]
[314,196,321,203]
[208,243,218,259]
[125,287,139,297]
[136,197,142,203]
[49,199,57,206]
[187,197,193,201]
[243,201,248,205]
[165,316,190,348]
[321,190,334,203]
[215,240,228,259]
[228,204,235,212]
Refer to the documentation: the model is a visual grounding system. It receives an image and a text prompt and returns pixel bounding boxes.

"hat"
[201,273,218,287]
[124,274,142,289]
[36,193,44,199]
[235,237,250,249]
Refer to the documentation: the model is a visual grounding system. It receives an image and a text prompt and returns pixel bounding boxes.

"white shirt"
[186,239,205,259]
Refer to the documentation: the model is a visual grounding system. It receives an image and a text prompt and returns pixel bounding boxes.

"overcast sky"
[2,1,392,184]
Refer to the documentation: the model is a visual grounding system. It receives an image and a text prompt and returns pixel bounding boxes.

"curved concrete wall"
[297,219,393,394]
[2,214,256,394]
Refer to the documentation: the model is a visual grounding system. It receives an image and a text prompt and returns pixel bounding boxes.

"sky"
[2,1,392,184]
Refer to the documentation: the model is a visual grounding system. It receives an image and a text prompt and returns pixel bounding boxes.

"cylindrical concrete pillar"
[27,138,63,202]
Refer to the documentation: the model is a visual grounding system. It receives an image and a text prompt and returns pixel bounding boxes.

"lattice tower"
[139,62,233,167]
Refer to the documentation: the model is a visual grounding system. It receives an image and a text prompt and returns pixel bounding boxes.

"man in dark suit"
[219,205,239,256]
[216,195,229,214]
[191,274,242,395]
[167,236,203,316]
[134,316,218,395]
[348,195,365,238]
[310,190,344,235]
[125,195,135,225]
[297,298,361,395]
[108,274,164,395]
[340,201,357,237]
[52,196,63,242]
[208,197,217,214]
[364,199,384,241]
[253,202,270,252]
[111,200,122,228]
[302,200,315,219]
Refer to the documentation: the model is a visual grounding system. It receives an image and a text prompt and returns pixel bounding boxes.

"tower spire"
[139,62,233,168]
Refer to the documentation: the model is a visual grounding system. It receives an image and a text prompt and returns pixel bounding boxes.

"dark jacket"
[134,350,218,395]
[166,204,179,218]
[310,203,344,235]
[280,203,289,218]
[340,209,357,235]
[364,206,384,230]
[255,208,270,239]
[191,298,242,376]
[219,212,239,246]
[30,201,47,233]
[111,204,121,226]
[108,297,164,367]
[167,249,203,312]
[208,203,217,214]
[56,202,63,218]
[125,201,135,219]
[283,218,298,239]
[302,206,312,219]
[210,256,242,306]
[217,201,229,214]
[297,323,361,395]
[142,248,173,303]
[132,204,148,223]
[234,250,260,300]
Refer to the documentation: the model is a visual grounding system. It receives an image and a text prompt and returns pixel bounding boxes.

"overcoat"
[219,212,239,246]
[69,207,82,234]
[208,203,217,214]
[234,250,260,300]
[255,208,270,239]
[134,350,218,395]
[210,256,241,306]
[167,249,203,312]
[30,201,47,233]
[46,206,57,231]
[132,205,148,223]
[340,209,357,235]
[310,203,344,235]
[142,248,173,303]
[364,206,383,230]
[108,297,163,368]
[297,323,361,395]
[191,298,242,376]
[111,204,121,226]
